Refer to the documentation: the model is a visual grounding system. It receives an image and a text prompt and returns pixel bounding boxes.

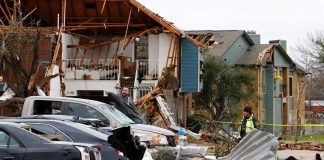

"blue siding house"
[186,30,306,135]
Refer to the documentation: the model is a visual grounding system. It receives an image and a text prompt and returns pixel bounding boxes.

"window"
[135,37,148,59]
[28,123,72,142]
[274,67,283,98]
[289,77,293,96]
[0,130,20,148]
[67,102,108,124]
[33,100,63,115]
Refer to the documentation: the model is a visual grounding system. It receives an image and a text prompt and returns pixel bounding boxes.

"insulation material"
[0,88,15,101]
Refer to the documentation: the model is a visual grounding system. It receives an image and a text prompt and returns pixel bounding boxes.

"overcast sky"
[138,0,324,59]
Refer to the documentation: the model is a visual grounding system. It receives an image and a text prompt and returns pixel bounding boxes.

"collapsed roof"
[3,0,204,48]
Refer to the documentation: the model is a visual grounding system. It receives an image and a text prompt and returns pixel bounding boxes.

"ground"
[277,150,323,160]
[282,134,324,144]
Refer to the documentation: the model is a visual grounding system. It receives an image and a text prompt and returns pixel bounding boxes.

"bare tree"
[292,31,324,142]
[0,3,57,109]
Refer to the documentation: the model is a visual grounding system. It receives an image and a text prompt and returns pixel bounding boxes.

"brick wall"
[7,36,52,87]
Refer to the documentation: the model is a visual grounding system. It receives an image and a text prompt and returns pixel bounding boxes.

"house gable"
[223,35,252,65]
[274,47,290,67]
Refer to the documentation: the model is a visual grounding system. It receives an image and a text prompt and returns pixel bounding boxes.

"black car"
[0,122,86,160]
[3,118,146,160]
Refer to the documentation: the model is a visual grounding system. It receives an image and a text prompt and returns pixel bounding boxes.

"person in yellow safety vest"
[239,106,260,140]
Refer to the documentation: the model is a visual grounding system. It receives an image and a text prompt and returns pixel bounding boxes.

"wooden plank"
[100,0,108,14]
[13,0,17,21]
[128,0,206,48]
[46,32,62,77]
[171,38,178,66]
[3,0,11,19]
[165,34,174,67]
[121,7,132,55]
[0,4,10,21]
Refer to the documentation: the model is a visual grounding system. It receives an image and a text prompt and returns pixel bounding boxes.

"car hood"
[129,124,175,136]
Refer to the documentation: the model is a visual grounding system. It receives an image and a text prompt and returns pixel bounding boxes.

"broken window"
[135,37,148,59]
[28,123,72,142]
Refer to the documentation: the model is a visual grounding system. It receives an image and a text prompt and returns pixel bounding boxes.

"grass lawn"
[282,134,324,144]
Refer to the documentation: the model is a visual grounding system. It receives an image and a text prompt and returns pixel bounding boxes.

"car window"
[99,104,134,125]
[33,100,62,115]
[28,123,72,142]
[67,102,106,120]
[0,130,21,148]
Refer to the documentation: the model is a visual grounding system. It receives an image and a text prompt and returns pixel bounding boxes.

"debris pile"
[279,142,324,151]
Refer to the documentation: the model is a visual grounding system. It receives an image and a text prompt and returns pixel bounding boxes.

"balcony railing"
[63,59,120,80]
[136,59,159,81]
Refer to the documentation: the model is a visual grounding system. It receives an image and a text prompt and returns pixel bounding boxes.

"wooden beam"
[128,0,206,48]
[13,0,17,21]
[121,7,132,54]
[67,28,159,49]
[128,0,181,36]
[165,34,175,67]
[3,0,11,19]
[76,18,94,26]
[65,23,145,28]
[0,4,10,21]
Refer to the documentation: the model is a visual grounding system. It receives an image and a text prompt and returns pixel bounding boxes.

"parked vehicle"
[0,122,99,160]
[21,96,176,147]
[2,118,146,160]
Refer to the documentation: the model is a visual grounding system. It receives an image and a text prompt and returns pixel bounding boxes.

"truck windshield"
[98,104,135,125]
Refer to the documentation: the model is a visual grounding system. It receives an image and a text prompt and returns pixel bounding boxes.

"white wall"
[148,34,159,74]
[64,80,119,96]
[49,65,62,96]
[62,34,80,68]
[158,33,174,76]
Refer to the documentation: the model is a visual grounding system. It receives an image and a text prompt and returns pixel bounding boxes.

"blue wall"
[223,36,250,65]
[263,64,274,133]
[274,48,289,67]
[180,38,199,92]
[274,99,283,135]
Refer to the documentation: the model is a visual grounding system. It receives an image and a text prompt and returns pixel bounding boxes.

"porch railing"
[63,59,120,80]
[136,59,159,80]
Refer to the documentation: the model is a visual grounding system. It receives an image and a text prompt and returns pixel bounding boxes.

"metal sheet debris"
[217,129,279,160]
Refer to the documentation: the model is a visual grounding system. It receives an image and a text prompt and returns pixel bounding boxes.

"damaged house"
[9,0,206,126]
[187,30,306,135]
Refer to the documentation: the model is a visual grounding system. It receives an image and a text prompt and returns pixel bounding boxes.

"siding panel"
[181,38,199,92]
[263,65,274,133]
[274,99,283,135]
[274,48,289,67]
[222,37,250,65]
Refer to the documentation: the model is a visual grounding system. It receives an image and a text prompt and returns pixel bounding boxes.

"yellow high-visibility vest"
[245,115,255,133]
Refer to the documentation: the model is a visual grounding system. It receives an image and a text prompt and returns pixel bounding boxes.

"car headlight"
[75,146,91,160]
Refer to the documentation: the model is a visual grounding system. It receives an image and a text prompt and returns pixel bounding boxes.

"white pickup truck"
[21,96,176,147]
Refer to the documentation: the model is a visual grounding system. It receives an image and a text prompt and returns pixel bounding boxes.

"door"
[0,129,26,160]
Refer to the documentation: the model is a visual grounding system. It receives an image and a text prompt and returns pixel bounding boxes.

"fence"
[63,59,120,80]
[136,59,159,80]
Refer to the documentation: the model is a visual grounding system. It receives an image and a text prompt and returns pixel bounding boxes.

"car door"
[0,129,26,160]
